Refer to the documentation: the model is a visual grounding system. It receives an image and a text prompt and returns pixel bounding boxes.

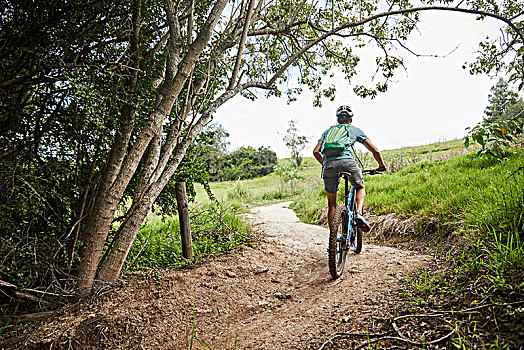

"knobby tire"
[329,205,348,279]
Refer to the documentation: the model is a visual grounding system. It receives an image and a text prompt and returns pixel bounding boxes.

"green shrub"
[274,161,305,192]
[124,203,253,272]
[464,119,522,160]
[208,146,278,182]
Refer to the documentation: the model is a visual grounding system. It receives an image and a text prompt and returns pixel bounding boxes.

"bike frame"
[340,169,376,249]
[341,173,357,248]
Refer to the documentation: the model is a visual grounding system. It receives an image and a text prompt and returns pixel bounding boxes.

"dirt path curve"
[7,202,431,350]
[225,201,432,349]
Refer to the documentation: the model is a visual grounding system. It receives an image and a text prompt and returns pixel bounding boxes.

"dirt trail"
[5,202,432,350]
[228,202,432,349]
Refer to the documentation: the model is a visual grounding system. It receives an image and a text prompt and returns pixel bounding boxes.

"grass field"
[194,138,471,207]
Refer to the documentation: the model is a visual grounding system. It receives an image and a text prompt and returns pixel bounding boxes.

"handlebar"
[362,169,383,175]
[339,168,385,178]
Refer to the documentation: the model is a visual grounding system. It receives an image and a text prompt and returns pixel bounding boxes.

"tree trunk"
[74,190,120,295]
[95,194,155,284]
[93,79,252,284]
[96,112,213,283]
[95,138,191,283]
[175,182,193,259]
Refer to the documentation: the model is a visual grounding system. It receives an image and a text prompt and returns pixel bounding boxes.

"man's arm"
[362,139,386,169]
[313,140,323,165]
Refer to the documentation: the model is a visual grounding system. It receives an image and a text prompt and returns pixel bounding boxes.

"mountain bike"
[328,169,379,279]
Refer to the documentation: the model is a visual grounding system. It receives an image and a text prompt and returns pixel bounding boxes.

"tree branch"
[244,4,523,91]
[229,0,257,90]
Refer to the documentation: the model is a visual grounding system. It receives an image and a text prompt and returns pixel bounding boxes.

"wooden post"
[175,182,193,259]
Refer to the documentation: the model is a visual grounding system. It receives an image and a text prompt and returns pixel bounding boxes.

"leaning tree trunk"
[96,86,243,283]
[74,0,229,295]
[74,111,168,295]
[96,140,192,283]
[74,100,136,295]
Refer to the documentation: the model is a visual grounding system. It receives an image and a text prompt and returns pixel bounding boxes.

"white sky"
[213,11,518,158]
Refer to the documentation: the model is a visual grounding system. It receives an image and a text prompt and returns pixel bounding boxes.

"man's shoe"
[355,214,371,232]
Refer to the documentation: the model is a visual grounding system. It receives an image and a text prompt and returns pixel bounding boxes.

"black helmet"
[336,105,353,118]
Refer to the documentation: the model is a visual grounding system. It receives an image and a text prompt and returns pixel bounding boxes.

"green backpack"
[321,124,351,157]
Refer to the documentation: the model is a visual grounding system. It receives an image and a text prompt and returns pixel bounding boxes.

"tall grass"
[124,202,253,272]
[226,181,251,201]
[364,152,524,279]
[289,178,325,224]
[364,154,524,222]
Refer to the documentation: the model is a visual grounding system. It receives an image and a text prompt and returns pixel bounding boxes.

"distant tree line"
[207,146,277,182]
[202,124,277,182]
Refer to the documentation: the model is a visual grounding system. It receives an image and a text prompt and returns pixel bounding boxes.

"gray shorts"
[322,158,363,193]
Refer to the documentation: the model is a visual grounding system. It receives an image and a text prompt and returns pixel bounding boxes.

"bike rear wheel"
[329,205,348,279]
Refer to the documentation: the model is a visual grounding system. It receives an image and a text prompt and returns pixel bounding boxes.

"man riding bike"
[313,105,386,231]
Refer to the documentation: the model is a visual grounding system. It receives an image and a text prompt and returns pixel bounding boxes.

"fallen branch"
[23,288,73,298]
[317,334,343,350]
[0,279,16,289]
[448,301,524,314]
[318,331,391,350]
[1,280,56,307]
[354,328,456,349]
[12,290,54,307]
[391,321,406,339]
[335,331,391,337]
[393,300,524,322]
[393,312,445,321]
[3,311,56,322]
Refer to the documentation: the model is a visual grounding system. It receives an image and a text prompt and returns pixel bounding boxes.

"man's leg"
[326,191,337,230]
[354,182,370,232]
[355,183,366,215]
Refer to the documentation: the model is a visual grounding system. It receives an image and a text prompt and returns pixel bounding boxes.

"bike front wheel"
[329,205,348,279]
